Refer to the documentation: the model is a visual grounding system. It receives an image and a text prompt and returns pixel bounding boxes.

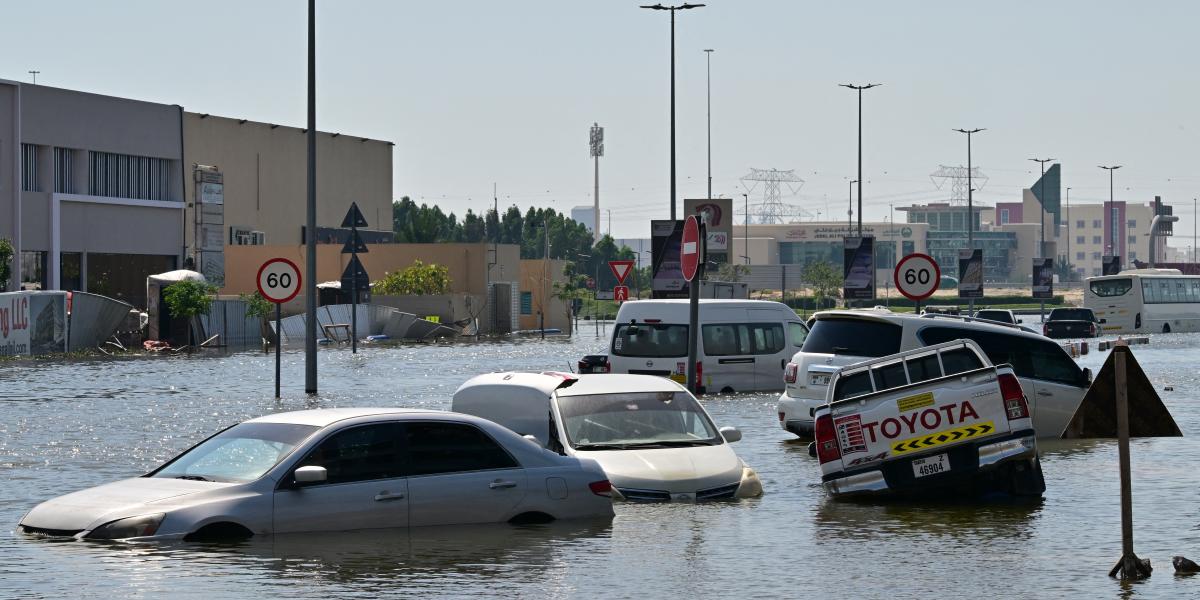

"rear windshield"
[975,310,1013,323]
[612,323,688,357]
[918,326,1084,386]
[1090,278,1132,297]
[1049,308,1094,321]
[800,318,902,357]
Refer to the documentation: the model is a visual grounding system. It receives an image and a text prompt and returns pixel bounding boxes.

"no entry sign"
[257,258,302,304]
[894,253,940,302]
[681,215,700,282]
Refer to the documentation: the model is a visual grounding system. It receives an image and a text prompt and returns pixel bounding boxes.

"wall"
[518,258,570,332]
[182,113,393,250]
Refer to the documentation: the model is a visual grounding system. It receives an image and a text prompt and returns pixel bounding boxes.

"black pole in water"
[275,302,282,399]
[351,220,358,354]
[1109,345,1152,579]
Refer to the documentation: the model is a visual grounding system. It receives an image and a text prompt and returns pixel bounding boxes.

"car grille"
[20,525,82,537]
[696,483,740,500]
[617,487,672,502]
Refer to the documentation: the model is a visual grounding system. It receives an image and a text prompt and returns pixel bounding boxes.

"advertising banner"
[1032,258,1054,299]
[651,220,688,298]
[0,291,67,356]
[684,198,733,262]
[842,236,875,301]
[958,249,983,299]
[1102,255,1121,276]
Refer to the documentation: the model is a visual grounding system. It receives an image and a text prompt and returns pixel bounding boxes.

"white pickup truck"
[811,339,1045,499]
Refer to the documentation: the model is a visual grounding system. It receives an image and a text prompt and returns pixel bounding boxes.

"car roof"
[555,373,686,397]
[811,308,1045,339]
[247,407,442,427]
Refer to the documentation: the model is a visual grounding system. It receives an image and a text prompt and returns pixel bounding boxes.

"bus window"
[1090,278,1132,297]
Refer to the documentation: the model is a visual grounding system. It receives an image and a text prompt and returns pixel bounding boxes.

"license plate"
[810,373,831,386]
[669,374,686,383]
[912,453,949,478]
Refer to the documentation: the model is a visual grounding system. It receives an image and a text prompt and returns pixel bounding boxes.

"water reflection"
[813,497,1043,543]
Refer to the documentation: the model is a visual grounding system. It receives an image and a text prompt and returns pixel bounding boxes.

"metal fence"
[198,300,265,347]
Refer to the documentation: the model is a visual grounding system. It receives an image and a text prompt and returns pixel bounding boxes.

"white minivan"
[604,299,807,393]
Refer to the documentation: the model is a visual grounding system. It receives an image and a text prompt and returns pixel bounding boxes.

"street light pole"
[743,193,749,264]
[641,3,706,221]
[847,179,857,230]
[304,0,318,394]
[1066,187,1072,281]
[1099,165,1122,266]
[705,48,713,201]
[840,83,880,238]
[954,128,984,314]
[1029,158,1056,259]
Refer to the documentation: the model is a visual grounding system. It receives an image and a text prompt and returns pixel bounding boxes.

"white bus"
[1084,269,1200,334]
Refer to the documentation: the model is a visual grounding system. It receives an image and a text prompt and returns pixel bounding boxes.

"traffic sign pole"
[681,216,704,394]
[275,303,282,398]
[257,258,302,399]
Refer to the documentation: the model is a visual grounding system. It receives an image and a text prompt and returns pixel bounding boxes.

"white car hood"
[20,477,233,532]
[576,444,743,494]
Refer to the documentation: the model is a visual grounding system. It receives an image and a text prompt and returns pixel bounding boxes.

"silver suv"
[777,309,1091,439]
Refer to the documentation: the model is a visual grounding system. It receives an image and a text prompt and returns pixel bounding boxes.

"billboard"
[958,249,983,299]
[0,291,67,357]
[1102,255,1122,276]
[684,198,733,262]
[651,220,687,298]
[842,236,875,301]
[1032,258,1054,300]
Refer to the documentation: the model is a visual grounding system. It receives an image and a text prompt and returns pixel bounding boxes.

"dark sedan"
[1043,307,1099,339]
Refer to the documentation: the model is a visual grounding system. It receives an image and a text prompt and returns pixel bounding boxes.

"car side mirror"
[1083,367,1093,385]
[294,465,327,485]
[719,426,742,443]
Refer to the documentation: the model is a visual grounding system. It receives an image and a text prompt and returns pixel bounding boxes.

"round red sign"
[681,215,700,282]
[893,253,941,302]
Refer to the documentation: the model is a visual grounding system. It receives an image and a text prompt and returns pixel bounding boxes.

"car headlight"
[86,514,165,540]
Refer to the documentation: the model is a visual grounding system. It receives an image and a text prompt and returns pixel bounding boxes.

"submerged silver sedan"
[18,408,615,541]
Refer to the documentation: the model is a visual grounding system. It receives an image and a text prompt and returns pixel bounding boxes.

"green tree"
[714,263,751,282]
[239,290,273,318]
[551,261,588,334]
[0,238,13,292]
[373,260,452,295]
[162,280,217,348]
[461,209,485,242]
[804,261,843,309]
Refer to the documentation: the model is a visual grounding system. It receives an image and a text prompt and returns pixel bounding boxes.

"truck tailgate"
[829,368,1012,471]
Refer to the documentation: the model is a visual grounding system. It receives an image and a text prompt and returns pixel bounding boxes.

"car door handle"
[489,480,518,490]
[374,491,406,501]
[1037,390,1053,397]
[717,358,754,364]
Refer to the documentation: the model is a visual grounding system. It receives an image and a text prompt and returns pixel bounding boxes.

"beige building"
[729,221,930,284]
[181,113,393,286]
[1058,202,1168,277]
[519,259,570,332]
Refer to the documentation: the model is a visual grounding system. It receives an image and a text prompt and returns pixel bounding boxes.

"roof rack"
[917,312,1027,331]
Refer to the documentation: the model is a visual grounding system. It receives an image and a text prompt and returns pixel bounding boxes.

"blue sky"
[2,0,1198,246]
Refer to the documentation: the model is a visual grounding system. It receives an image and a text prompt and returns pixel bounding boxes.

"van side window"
[750,323,786,354]
[702,324,744,356]
[702,323,786,356]
[940,348,983,375]
[872,362,908,390]
[833,371,873,401]
[906,354,942,383]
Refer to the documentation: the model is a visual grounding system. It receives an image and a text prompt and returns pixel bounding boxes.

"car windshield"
[151,422,319,483]
[1050,309,1093,321]
[555,392,720,449]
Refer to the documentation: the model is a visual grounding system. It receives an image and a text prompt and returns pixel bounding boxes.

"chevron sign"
[890,421,995,455]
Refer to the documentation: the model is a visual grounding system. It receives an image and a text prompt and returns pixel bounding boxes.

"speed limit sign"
[894,253,940,302]
[256,258,302,304]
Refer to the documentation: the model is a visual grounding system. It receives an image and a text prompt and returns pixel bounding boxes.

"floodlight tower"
[590,123,604,243]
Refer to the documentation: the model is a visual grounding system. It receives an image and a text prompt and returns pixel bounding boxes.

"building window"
[20,251,46,290]
[21,144,39,192]
[89,151,172,201]
[1129,251,1137,260]
[1076,236,1085,245]
[54,148,75,194]
[1076,220,1085,229]
[1076,252,1085,261]
[1000,208,1010,224]
[1092,219,1102,228]
[1092,252,1102,260]
[1128,235,1137,245]
[1092,236,1101,244]
[519,291,533,315]
[60,252,82,291]
[1128,219,1136,228]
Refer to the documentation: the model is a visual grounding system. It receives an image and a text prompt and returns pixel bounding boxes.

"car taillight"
[601,359,610,373]
[588,480,612,497]
[814,414,841,465]
[998,373,1030,420]
[695,361,703,392]
[784,362,798,384]
[1042,323,1048,336]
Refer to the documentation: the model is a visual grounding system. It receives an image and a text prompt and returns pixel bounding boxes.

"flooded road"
[3,328,1200,598]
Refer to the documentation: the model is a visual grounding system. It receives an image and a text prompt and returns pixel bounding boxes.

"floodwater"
[3,328,1200,599]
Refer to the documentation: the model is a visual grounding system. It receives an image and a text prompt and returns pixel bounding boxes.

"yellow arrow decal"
[890,420,997,456]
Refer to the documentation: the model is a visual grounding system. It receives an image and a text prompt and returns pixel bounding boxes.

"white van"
[604,299,807,393]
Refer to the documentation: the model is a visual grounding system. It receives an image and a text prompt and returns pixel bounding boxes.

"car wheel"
[183,522,253,542]
[720,387,735,394]
[1163,323,1171,334]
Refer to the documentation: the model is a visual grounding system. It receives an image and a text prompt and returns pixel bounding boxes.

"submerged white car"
[18,408,614,541]
[452,373,763,502]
